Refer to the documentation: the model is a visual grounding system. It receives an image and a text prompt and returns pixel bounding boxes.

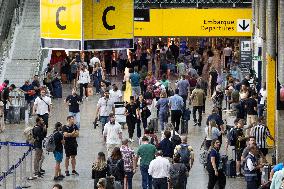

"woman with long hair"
[107,147,125,186]
[123,67,132,103]
[93,62,103,95]
[204,120,221,150]
[92,152,109,189]
[207,139,226,189]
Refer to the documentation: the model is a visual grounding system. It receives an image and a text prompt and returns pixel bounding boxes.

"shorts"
[236,148,244,161]
[259,148,268,156]
[53,151,63,163]
[64,145,77,157]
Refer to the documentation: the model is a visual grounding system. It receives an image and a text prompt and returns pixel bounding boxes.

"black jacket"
[33,125,46,149]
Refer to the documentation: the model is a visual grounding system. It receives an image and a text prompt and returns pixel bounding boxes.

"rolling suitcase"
[225,149,236,177]
[225,159,236,177]
[150,118,158,132]
[7,105,21,124]
[180,119,188,134]
[261,165,271,184]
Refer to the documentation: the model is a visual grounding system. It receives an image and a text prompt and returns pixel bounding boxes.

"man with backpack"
[148,150,171,189]
[33,117,47,177]
[62,116,79,176]
[226,119,247,177]
[174,136,194,172]
[169,154,189,189]
[53,122,65,181]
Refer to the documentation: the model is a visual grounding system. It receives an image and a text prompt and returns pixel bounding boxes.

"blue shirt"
[20,84,35,102]
[206,113,224,126]
[169,94,184,110]
[156,98,169,114]
[158,138,175,158]
[273,163,284,172]
[177,79,190,96]
[129,72,140,87]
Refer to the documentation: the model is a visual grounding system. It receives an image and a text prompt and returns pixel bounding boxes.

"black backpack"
[171,132,181,147]
[228,128,237,146]
[108,159,122,180]
[169,164,185,187]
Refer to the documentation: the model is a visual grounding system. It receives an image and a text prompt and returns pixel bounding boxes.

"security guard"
[244,145,264,189]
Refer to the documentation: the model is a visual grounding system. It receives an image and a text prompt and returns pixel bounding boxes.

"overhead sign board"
[134,9,252,37]
[40,0,82,50]
[83,0,134,50]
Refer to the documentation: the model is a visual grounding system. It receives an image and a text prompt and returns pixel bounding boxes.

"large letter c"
[102,6,115,30]
[56,6,66,30]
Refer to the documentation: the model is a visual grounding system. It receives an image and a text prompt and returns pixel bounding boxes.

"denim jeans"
[132,86,141,99]
[159,112,168,131]
[258,104,265,117]
[125,171,134,189]
[152,178,168,189]
[69,112,80,129]
[93,76,101,93]
[140,165,152,189]
[100,116,109,133]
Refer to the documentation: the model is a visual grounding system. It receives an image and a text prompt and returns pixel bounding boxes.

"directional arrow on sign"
[239,20,249,31]
[237,19,250,32]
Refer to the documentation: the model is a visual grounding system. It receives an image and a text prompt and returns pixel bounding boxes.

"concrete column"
[277,0,284,163]
[255,0,260,29]
[266,0,277,147]
[259,0,266,81]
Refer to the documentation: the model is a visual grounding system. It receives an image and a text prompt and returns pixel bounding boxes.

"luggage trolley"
[114,102,126,128]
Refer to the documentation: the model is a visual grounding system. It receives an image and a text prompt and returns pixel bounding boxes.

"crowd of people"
[2,38,283,189]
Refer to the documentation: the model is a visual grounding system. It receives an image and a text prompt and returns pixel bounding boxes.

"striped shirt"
[251,124,271,148]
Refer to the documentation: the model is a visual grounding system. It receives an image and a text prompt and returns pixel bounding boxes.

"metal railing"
[30,49,49,81]
[134,0,252,8]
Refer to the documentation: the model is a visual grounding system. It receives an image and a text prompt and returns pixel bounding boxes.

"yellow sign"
[40,0,82,40]
[84,0,134,40]
[40,0,82,49]
[134,9,252,37]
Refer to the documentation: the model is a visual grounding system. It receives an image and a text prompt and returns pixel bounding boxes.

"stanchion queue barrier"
[0,142,33,188]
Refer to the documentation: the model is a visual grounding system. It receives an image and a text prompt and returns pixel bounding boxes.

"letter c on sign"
[102,6,115,30]
[56,6,66,30]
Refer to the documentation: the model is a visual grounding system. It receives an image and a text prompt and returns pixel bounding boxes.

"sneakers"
[34,172,43,178]
[193,122,197,126]
[54,176,63,181]
[58,175,65,179]
[198,123,201,127]
[72,170,79,176]
[40,169,46,174]
[65,171,70,176]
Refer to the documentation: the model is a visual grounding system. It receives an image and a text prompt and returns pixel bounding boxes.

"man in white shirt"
[148,150,170,189]
[258,83,267,117]
[33,89,51,128]
[95,90,115,133]
[110,84,122,102]
[223,45,232,69]
[103,113,122,157]
[89,54,100,73]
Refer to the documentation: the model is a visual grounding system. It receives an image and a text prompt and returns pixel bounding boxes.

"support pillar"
[259,0,266,81]
[276,0,284,163]
[266,0,277,147]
